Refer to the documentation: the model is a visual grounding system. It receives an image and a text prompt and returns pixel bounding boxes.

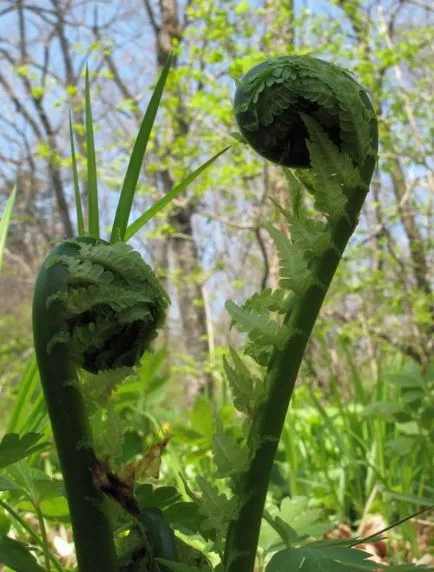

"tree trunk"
[146,0,213,399]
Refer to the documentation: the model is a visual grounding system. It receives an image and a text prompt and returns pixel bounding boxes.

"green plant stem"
[33,244,118,572]
[224,189,369,571]
[0,498,63,572]
[33,501,51,571]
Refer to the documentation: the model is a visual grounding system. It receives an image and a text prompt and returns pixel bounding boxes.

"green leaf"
[362,401,402,421]
[0,475,22,492]
[0,535,45,572]
[387,371,425,388]
[261,496,333,551]
[266,543,385,571]
[0,509,10,536]
[385,436,414,457]
[265,224,313,295]
[196,476,238,535]
[69,112,84,236]
[189,397,214,439]
[163,501,205,533]
[225,299,289,347]
[301,114,362,190]
[282,169,303,217]
[278,497,332,538]
[0,433,48,469]
[0,186,16,271]
[298,116,351,219]
[124,146,230,240]
[135,485,181,510]
[17,496,69,519]
[85,66,99,238]
[110,53,172,243]
[243,288,291,315]
[6,463,63,506]
[223,348,255,414]
[212,418,249,477]
[380,489,434,507]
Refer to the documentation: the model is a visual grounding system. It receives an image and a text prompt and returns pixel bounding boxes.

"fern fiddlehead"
[33,237,169,571]
[224,55,378,570]
[234,54,377,181]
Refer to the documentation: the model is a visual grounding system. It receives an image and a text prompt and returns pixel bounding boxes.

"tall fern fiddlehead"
[33,237,169,571]
[224,55,378,570]
[234,54,377,180]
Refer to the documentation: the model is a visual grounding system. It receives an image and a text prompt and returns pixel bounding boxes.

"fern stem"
[33,237,169,571]
[33,242,118,572]
[224,192,367,571]
[224,55,378,570]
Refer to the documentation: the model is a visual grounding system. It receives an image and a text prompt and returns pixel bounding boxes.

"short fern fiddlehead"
[224,55,378,571]
[33,237,169,571]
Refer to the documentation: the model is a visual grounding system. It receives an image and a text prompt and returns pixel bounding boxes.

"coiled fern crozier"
[222,55,378,570]
[33,237,169,571]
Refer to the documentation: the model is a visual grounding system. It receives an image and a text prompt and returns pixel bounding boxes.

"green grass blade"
[85,66,99,238]
[381,489,434,507]
[69,111,85,236]
[110,53,173,243]
[0,186,16,271]
[6,354,47,435]
[125,146,231,241]
[0,499,63,572]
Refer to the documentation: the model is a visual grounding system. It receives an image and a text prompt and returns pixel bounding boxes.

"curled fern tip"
[234,55,378,177]
[34,237,169,375]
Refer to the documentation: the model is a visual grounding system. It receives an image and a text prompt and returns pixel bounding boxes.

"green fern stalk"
[33,237,169,571]
[224,55,378,570]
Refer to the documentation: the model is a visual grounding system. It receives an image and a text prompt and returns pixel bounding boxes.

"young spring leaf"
[301,114,362,191]
[212,417,249,477]
[225,300,289,348]
[196,476,238,538]
[223,348,262,414]
[243,288,291,315]
[265,224,313,295]
[0,433,48,469]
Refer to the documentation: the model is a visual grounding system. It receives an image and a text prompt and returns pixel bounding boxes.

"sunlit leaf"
[0,433,48,469]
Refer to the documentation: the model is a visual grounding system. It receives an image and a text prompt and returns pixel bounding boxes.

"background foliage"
[0,0,432,569]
